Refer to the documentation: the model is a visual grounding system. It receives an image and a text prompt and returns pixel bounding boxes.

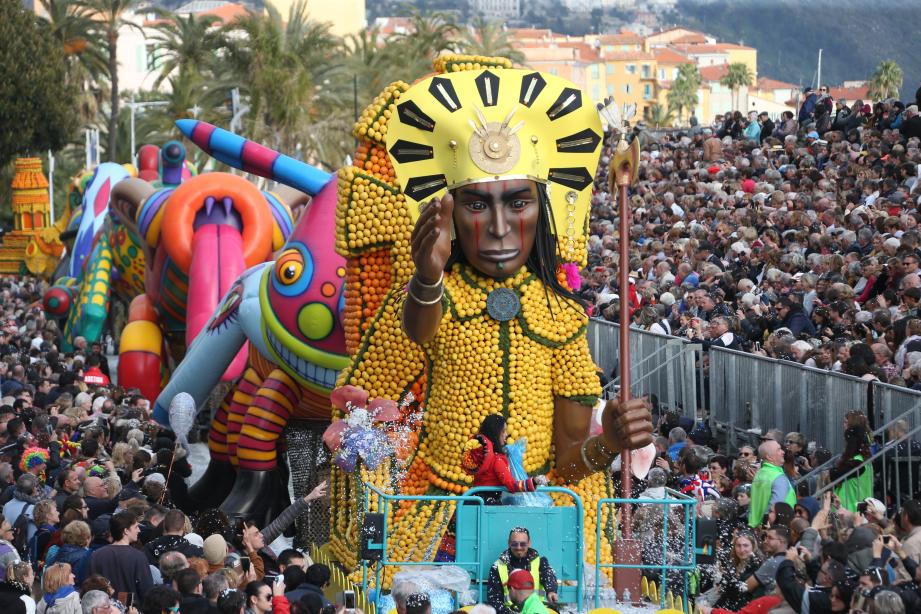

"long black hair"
[478,414,507,452]
[446,182,586,310]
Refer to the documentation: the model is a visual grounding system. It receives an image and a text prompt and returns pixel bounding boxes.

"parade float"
[1,157,55,276]
[153,55,696,612]
[41,162,135,350]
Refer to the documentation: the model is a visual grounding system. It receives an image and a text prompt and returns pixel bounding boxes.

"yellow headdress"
[385,64,602,261]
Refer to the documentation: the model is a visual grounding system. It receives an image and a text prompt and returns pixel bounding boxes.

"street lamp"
[127,94,171,167]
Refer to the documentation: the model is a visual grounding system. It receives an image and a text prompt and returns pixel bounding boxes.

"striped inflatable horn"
[176,119,332,196]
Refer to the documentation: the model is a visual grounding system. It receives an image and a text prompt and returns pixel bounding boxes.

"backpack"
[28,525,52,573]
[10,503,33,559]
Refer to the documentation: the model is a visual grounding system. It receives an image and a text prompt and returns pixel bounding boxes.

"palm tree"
[343,27,406,111]
[147,10,222,88]
[460,17,524,65]
[666,63,701,124]
[867,60,903,101]
[719,62,754,112]
[647,103,674,128]
[220,1,344,162]
[38,0,108,125]
[39,0,106,75]
[80,0,143,161]
[388,7,459,79]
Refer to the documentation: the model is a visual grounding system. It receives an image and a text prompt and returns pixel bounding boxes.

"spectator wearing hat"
[202,534,228,575]
[486,528,558,614]
[504,570,547,614]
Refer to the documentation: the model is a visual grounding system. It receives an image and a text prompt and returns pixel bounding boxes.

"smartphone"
[344,590,356,612]
[240,556,251,574]
[126,594,135,610]
[884,535,892,544]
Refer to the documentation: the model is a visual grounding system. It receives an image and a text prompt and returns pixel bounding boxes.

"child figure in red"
[462,414,547,505]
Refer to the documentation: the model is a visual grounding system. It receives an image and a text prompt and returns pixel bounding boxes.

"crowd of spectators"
[582,86,921,398]
[636,406,911,614]
[576,85,921,613]
[0,277,333,614]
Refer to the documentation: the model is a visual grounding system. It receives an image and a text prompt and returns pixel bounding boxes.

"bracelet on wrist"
[581,436,615,473]
[413,272,443,288]
[408,275,444,305]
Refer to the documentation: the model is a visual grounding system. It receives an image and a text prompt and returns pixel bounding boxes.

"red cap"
[507,569,535,590]
[708,165,720,175]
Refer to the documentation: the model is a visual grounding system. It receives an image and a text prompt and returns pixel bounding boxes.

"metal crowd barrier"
[707,347,870,454]
[594,489,697,611]
[586,319,921,455]
[588,319,701,421]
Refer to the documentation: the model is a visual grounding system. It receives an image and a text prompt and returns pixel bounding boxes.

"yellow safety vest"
[497,558,543,605]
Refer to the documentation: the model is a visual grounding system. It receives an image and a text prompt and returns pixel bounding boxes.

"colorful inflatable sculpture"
[42,162,133,350]
[152,120,348,521]
[114,147,296,403]
[43,144,197,351]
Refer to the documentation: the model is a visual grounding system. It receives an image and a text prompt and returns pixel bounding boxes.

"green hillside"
[671,0,919,99]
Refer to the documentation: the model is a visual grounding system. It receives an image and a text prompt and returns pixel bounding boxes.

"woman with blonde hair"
[45,521,92,585]
[102,476,122,500]
[1,560,35,614]
[110,443,134,474]
[37,563,80,614]
[712,531,763,611]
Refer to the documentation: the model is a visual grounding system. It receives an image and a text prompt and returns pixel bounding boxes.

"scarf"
[13,487,42,505]
[44,585,76,607]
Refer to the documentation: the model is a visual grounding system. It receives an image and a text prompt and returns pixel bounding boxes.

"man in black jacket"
[758,112,775,142]
[775,298,816,338]
[145,510,203,566]
[775,553,855,614]
[486,528,559,614]
[174,568,215,614]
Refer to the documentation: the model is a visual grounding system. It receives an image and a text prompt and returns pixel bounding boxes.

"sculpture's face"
[452,179,540,279]
[260,182,349,393]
